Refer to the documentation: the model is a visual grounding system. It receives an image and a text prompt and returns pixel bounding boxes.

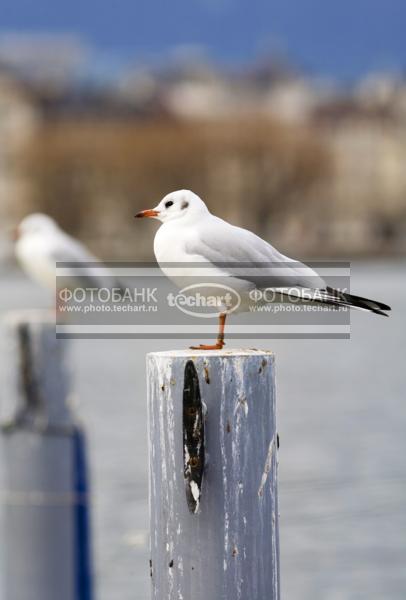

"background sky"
[1,0,405,80]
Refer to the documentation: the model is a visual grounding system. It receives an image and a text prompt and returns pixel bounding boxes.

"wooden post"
[147,349,279,600]
[0,311,93,600]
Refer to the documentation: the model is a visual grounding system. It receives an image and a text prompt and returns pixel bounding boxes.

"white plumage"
[15,213,115,292]
[136,190,390,349]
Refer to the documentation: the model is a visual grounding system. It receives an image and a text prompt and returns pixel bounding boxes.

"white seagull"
[136,190,391,349]
[14,213,118,297]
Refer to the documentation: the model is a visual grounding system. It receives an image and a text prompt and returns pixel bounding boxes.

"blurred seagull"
[136,190,391,350]
[14,213,119,297]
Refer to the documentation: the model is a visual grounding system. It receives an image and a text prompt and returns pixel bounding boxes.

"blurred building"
[311,86,406,255]
[0,69,39,258]
[0,50,406,263]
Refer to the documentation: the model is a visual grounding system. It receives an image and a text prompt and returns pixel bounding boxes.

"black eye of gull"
[165,200,174,208]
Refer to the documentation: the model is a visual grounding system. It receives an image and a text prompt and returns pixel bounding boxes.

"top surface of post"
[3,309,56,327]
[2,309,72,430]
[148,348,274,358]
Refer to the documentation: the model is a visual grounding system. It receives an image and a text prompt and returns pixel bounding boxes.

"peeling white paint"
[234,394,248,417]
[190,481,200,511]
[258,436,275,498]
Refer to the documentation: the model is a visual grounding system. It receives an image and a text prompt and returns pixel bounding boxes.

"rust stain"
[189,456,200,468]
[203,366,210,384]
[226,420,231,433]
[258,358,267,373]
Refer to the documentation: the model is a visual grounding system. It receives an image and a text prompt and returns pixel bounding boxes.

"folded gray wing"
[185,217,326,291]
[50,233,119,289]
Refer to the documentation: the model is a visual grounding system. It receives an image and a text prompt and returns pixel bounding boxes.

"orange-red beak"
[135,209,159,218]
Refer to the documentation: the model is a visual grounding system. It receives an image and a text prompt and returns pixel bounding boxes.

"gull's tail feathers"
[277,287,391,317]
[325,287,391,317]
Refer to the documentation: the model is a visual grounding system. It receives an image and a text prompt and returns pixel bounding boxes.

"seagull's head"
[135,190,209,224]
[14,213,59,240]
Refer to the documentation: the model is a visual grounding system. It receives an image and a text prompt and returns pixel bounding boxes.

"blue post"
[73,427,93,600]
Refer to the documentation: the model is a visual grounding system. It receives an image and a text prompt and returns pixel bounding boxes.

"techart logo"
[167,283,241,318]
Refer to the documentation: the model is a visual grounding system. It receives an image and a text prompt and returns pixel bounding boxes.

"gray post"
[147,349,279,600]
[0,311,93,600]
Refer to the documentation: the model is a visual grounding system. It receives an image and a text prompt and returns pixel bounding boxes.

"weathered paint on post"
[147,349,279,600]
[0,311,93,600]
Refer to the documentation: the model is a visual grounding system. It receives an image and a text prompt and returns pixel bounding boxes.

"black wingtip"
[327,287,391,315]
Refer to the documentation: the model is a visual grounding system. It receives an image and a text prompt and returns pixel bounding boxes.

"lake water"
[0,260,405,600]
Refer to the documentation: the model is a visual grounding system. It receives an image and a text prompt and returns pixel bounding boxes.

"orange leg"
[190,313,227,350]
